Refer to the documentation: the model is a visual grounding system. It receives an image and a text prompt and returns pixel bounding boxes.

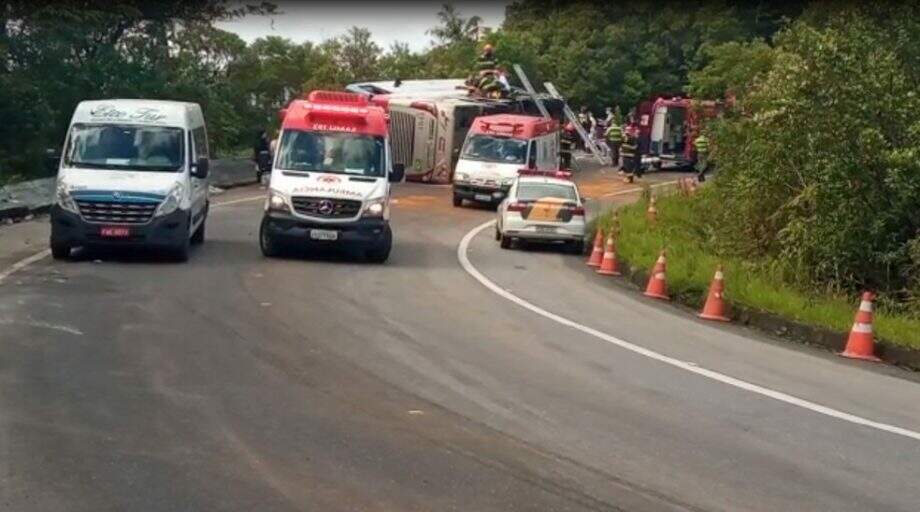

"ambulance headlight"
[155,184,184,217]
[267,190,289,212]
[362,198,387,218]
[55,182,79,214]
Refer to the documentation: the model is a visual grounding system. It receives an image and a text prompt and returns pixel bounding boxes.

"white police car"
[495,170,586,253]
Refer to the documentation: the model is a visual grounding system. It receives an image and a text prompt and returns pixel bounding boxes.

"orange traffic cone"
[596,235,621,276]
[699,265,730,322]
[644,250,669,300]
[840,291,881,362]
[646,197,658,222]
[586,229,604,267]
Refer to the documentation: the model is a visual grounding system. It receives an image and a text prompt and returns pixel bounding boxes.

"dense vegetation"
[685,2,920,309]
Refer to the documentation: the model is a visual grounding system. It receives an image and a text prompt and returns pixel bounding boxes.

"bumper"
[501,218,585,242]
[50,206,189,249]
[453,183,510,203]
[261,211,389,247]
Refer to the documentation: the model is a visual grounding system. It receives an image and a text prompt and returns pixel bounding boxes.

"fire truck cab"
[260,91,404,263]
[452,114,559,207]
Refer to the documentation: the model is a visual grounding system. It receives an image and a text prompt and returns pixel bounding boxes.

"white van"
[453,114,559,207]
[49,100,210,261]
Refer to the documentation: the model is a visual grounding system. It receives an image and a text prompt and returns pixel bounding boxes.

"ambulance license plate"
[100,226,131,238]
[310,229,338,241]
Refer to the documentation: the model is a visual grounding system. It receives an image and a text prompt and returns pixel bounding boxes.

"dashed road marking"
[458,219,920,443]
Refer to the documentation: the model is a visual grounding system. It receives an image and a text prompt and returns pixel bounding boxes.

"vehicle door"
[189,125,210,227]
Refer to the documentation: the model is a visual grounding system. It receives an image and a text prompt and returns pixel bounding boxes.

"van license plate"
[474,194,492,202]
[100,227,131,238]
[310,229,338,241]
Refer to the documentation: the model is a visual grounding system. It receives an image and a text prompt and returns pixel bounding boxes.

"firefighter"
[476,43,497,71]
[620,126,642,183]
[604,120,623,169]
[694,133,710,181]
[559,123,577,170]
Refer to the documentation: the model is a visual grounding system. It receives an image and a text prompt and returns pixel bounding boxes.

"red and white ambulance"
[452,114,559,207]
[259,91,404,262]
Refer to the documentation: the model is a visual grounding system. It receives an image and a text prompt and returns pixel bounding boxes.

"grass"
[594,192,920,350]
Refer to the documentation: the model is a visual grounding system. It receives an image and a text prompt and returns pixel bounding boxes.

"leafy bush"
[693,4,920,299]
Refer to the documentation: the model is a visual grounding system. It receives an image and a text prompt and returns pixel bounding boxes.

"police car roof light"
[517,169,573,180]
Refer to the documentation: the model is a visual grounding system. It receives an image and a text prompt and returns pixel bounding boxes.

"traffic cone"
[644,250,669,300]
[699,265,730,322]
[840,291,881,362]
[596,235,621,276]
[646,197,658,222]
[586,229,604,267]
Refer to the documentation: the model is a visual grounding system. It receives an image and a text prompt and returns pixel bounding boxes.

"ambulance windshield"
[461,134,528,164]
[277,130,386,177]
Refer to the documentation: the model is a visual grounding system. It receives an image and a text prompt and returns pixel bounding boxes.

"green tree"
[427,3,483,45]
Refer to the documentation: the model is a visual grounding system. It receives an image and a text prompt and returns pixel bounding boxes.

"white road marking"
[0,194,264,285]
[458,220,920,443]
[0,317,83,336]
[0,249,52,284]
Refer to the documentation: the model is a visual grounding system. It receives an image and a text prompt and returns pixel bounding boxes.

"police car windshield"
[277,130,386,177]
[517,183,578,202]
[461,135,527,164]
[65,124,184,172]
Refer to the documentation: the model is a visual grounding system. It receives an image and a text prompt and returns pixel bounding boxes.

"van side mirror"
[192,157,209,179]
[390,163,405,183]
[44,148,61,174]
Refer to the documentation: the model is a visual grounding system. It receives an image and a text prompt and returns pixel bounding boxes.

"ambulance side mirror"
[390,163,405,183]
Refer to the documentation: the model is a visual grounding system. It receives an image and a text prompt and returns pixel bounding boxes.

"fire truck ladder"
[512,64,551,119]
[543,82,606,164]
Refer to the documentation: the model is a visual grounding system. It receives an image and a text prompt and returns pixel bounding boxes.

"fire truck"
[630,95,722,170]
[452,114,560,207]
[259,91,404,263]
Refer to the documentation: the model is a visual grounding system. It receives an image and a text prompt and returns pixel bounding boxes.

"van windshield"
[66,124,184,172]
[461,134,528,164]
[277,130,386,177]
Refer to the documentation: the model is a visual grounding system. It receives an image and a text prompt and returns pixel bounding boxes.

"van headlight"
[266,190,289,212]
[362,197,387,218]
[155,184,184,217]
[56,182,79,214]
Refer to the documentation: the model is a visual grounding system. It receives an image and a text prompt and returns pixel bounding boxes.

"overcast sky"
[215,1,509,52]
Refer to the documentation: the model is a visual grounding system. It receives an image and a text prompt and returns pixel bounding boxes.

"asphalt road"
[1,170,919,511]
